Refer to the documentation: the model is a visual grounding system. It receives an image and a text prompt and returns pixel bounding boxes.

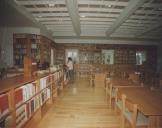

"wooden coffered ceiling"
[11,0,162,44]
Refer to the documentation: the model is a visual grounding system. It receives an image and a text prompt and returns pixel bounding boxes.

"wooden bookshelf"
[0,69,65,128]
[56,50,65,64]
[13,34,56,67]
[114,49,136,64]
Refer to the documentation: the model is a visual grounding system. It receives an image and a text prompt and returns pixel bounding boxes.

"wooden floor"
[27,79,120,128]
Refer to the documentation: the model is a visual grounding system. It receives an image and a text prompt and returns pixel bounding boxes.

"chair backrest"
[94,73,106,87]
[115,89,126,112]
[95,73,106,81]
[124,98,138,127]
[128,73,139,83]
[106,80,112,94]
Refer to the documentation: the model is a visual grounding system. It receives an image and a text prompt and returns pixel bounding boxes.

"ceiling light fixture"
[49,3,55,7]
[81,15,86,18]
[107,5,112,8]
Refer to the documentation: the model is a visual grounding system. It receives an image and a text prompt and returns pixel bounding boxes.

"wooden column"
[8,88,16,128]
[24,56,37,77]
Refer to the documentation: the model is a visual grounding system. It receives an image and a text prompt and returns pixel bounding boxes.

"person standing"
[66,57,74,81]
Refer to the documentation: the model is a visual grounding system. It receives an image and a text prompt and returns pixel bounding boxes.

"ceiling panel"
[14,0,162,43]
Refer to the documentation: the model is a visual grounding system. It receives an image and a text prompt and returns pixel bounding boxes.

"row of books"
[40,76,51,90]
[16,104,27,128]
[0,115,12,128]
[15,83,36,107]
[0,72,61,128]
[15,44,27,49]
[15,88,51,128]
[48,72,63,85]
[0,93,9,119]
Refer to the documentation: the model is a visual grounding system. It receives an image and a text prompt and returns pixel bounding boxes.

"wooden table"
[118,87,162,128]
[105,78,142,108]
[110,78,141,88]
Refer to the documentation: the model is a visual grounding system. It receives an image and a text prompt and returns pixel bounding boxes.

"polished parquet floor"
[28,78,120,128]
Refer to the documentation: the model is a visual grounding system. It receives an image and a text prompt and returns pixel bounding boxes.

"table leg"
[148,116,162,128]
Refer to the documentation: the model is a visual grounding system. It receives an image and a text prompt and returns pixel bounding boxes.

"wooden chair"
[90,73,95,87]
[123,97,148,128]
[94,73,106,88]
[128,73,140,84]
[105,80,116,108]
[114,90,126,128]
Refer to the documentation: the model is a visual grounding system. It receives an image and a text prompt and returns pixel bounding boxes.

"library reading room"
[0,0,162,128]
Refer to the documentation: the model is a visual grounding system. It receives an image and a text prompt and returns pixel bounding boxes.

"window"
[65,49,79,64]
[101,50,114,64]
[136,51,146,65]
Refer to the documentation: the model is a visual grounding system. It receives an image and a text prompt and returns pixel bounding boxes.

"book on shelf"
[16,104,27,128]
[0,93,9,119]
[15,88,23,107]
[30,99,35,114]
[40,88,51,105]
[15,83,36,107]
[40,77,48,90]
[34,96,40,111]
[0,115,12,128]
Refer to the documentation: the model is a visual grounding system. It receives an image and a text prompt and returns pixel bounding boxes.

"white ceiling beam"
[81,21,113,25]
[78,1,128,6]
[80,18,116,22]
[36,17,71,21]
[138,35,161,39]
[135,23,162,37]
[106,0,147,37]
[122,23,152,27]
[48,29,73,31]
[27,7,67,12]
[32,13,119,18]
[131,15,162,20]
[36,17,115,22]
[79,8,122,13]
[143,3,162,8]
[135,10,162,15]
[119,26,145,30]
[17,0,65,5]
[53,32,76,36]
[29,9,159,16]
[41,21,72,25]
[33,13,69,17]
[80,13,119,18]
[126,20,158,24]
[54,38,159,45]
[117,28,145,32]
[27,7,123,13]
[17,1,162,8]
[46,26,73,28]
[65,0,81,35]
[17,0,128,6]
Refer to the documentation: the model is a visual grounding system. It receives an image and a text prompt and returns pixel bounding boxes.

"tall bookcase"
[114,49,136,64]
[13,34,54,67]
